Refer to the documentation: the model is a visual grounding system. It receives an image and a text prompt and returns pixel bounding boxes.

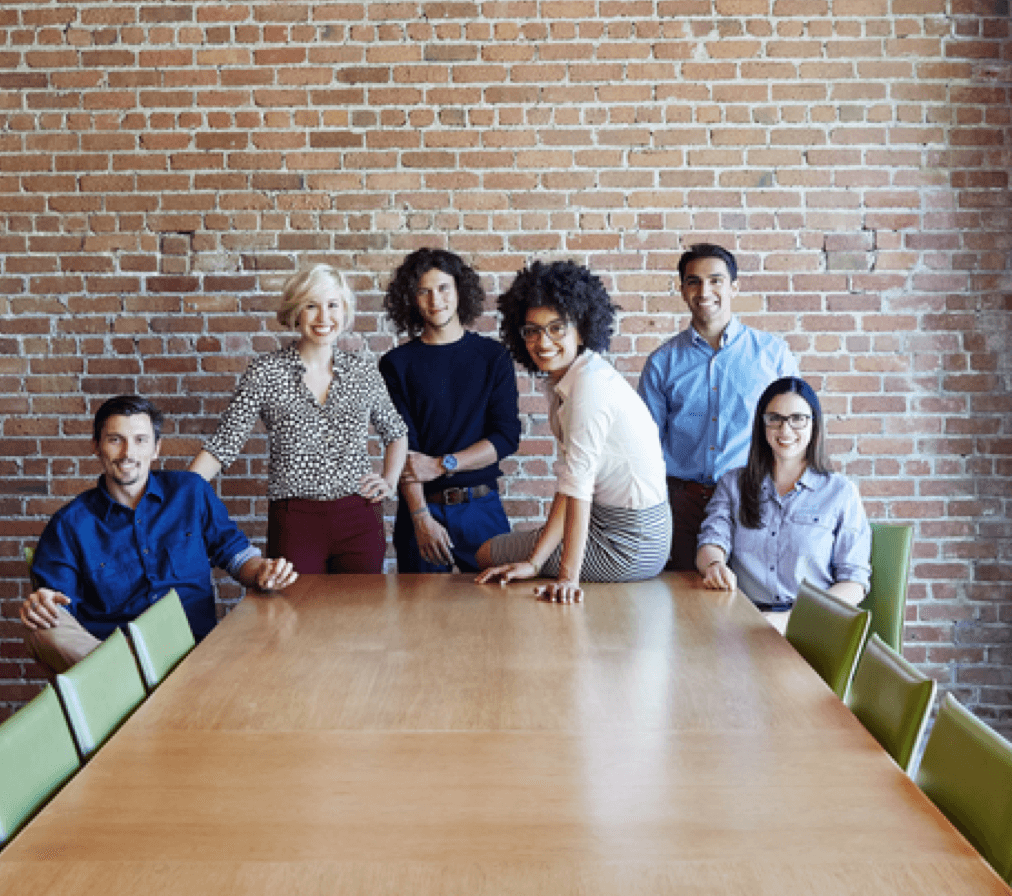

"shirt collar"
[689,316,742,350]
[95,470,164,520]
[281,341,342,374]
[762,466,822,500]
[552,349,597,402]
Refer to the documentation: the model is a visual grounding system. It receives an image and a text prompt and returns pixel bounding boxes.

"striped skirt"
[487,500,672,583]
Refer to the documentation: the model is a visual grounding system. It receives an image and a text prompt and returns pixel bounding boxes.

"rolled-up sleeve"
[203,357,269,469]
[697,470,738,555]
[485,350,521,460]
[554,380,611,503]
[830,480,872,592]
[363,361,408,446]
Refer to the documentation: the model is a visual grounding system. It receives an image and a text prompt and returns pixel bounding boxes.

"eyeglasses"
[763,412,812,431]
[520,320,569,344]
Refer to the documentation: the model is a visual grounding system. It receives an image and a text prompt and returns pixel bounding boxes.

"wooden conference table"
[1,573,1008,895]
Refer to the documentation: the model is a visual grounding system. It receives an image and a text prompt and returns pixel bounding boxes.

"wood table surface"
[2,572,1008,895]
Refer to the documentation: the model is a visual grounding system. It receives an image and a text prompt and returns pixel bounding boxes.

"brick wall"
[1,2,1009,733]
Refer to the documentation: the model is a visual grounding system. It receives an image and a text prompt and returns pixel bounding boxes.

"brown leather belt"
[426,484,495,506]
[667,477,716,500]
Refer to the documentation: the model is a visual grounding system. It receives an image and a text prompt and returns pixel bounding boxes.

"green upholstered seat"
[858,523,913,654]
[917,694,1012,885]
[127,589,196,691]
[786,579,871,699]
[0,685,80,846]
[55,628,146,759]
[846,633,936,773]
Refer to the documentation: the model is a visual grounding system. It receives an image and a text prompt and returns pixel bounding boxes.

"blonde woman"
[190,265,408,574]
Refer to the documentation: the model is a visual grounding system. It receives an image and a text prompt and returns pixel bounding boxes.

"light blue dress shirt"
[637,318,798,484]
[698,467,872,608]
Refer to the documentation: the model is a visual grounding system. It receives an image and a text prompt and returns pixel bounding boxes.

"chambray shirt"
[31,470,261,641]
[637,318,798,485]
[698,466,871,608]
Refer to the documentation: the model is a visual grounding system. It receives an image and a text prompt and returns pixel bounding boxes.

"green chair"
[127,589,196,691]
[0,685,80,845]
[55,628,146,760]
[23,544,39,590]
[917,694,1012,885]
[785,580,871,699]
[846,633,936,773]
[858,523,913,654]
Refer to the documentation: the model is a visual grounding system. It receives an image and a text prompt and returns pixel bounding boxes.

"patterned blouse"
[203,344,407,502]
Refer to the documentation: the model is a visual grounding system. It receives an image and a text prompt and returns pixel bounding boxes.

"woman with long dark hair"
[476,260,671,603]
[696,376,871,629]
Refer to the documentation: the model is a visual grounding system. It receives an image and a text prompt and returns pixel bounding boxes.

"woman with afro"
[477,260,671,603]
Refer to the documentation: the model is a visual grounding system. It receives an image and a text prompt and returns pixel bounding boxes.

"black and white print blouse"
[204,344,408,501]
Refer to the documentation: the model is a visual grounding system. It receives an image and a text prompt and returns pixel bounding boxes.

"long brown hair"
[739,377,830,529]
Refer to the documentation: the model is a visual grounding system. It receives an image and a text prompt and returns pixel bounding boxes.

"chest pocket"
[86,557,134,614]
[167,530,208,579]
[788,509,836,552]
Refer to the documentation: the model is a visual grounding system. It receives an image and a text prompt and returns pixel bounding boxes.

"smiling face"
[764,392,813,469]
[680,256,737,336]
[415,266,461,339]
[523,306,582,383]
[296,284,345,348]
[94,413,161,505]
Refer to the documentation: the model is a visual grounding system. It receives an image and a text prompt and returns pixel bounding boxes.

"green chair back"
[55,628,146,759]
[916,694,1012,885]
[127,589,196,691]
[0,685,80,845]
[786,580,871,699]
[858,523,913,654]
[847,633,936,773]
[23,544,39,590]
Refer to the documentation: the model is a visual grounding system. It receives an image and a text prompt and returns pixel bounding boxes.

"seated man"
[19,394,297,673]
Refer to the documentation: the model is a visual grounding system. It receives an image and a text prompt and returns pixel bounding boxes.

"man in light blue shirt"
[638,244,799,570]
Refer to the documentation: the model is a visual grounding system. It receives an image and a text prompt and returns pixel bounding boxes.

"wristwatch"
[441,454,459,476]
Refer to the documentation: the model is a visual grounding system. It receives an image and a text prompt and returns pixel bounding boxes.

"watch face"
[443,454,458,472]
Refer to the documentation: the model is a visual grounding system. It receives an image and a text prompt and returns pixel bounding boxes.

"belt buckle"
[443,487,466,505]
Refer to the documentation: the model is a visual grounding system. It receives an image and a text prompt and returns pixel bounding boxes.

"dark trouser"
[665,477,716,571]
[393,487,509,573]
[268,495,387,575]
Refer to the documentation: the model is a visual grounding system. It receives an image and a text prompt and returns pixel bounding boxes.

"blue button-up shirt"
[32,470,260,641]
[638,318,798,484]
[698,467,872,608]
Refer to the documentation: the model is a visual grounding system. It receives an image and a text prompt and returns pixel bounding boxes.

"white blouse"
[550,351,667,509]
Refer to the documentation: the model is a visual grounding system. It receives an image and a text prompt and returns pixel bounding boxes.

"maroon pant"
[267,495,386,575]
[665,478,715,572]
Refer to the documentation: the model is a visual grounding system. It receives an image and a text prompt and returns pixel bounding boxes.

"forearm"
[401,479,429,515]
[235,557,267,589]
[383,436,408,488]
[827,581,864,606]
[528,493,568,570]
[556,495,591,583]
[448,438,498,472]
[189,449,223,481]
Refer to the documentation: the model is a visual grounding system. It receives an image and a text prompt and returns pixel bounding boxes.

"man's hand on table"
[20,587,71,630]
[251,557,298,592]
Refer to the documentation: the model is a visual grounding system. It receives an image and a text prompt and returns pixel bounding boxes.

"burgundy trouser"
[267,495,387,575]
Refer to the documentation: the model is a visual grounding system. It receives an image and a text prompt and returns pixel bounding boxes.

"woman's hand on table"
[476,560,538,587]
[359,472,396,503]
[700,559,737,592]
[534,579,583,604]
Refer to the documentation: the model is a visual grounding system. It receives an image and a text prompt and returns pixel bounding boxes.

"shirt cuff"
[225,545,262,578]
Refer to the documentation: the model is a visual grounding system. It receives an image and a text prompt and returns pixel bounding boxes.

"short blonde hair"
[276,264,356,332]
